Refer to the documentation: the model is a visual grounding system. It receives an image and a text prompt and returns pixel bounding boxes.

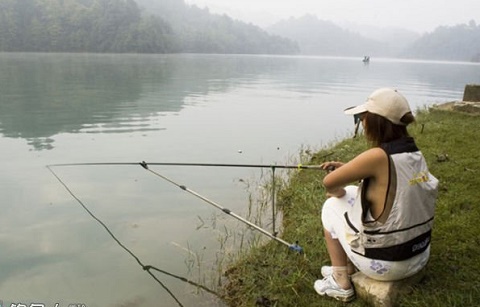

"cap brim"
[344,104,367,115]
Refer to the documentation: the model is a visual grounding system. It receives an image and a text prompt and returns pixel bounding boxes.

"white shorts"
[321,185,430,281]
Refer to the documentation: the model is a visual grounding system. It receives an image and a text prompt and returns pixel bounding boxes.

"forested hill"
[0,0,174,52]
[0,0,477,60]
[401,21,480,62]
[135,0,299,54]
[0,0,299,54]
[266,15,388,57]
[266,15,480,62]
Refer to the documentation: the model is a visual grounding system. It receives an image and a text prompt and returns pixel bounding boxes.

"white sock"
[332,266,352,290]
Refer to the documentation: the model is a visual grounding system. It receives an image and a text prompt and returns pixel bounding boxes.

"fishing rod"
[138,161,303,253]
[48,159,333,237]
[48,158,335,253]
[48,161,329,170]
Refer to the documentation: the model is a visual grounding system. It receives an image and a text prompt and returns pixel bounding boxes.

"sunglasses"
[353,112,367,124]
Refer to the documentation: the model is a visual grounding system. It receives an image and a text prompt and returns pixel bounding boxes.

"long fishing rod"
[48,161,329,169]
[49,159,331,237]
[139,161,303,253]
[48,159,335,252]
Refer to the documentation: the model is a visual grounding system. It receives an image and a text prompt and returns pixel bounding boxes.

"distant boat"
[363,56,370,63]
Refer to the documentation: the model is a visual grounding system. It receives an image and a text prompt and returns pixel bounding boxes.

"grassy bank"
[220,108,480,306]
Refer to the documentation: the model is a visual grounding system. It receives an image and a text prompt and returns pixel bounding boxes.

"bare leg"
[324,228,352,289]
[324,228,348,266]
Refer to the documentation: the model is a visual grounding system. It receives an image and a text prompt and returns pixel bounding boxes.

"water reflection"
[0,53,237,150]
[0,53,306,151]
[1,54,478,151]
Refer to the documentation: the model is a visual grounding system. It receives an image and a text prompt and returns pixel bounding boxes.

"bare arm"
[321,148,388,197]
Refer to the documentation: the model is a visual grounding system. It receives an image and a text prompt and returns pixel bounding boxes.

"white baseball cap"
[344,88,412,125]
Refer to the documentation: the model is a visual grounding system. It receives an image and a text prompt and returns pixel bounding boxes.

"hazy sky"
[185,0,479,33]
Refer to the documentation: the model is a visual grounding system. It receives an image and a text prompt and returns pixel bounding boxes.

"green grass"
[219,108,480,306]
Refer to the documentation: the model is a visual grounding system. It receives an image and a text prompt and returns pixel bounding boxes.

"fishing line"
[47,165,219,307]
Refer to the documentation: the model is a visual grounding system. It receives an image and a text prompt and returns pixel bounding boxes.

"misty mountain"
[339,22,421,56]
[0,0,298,54]
[266,15,480,61]
[0,0,478,60]
[401,20,480,61]
[134,0,299,54]
[266,15,389,57]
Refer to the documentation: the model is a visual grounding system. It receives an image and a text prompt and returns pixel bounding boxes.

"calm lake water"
[0,53,478,307]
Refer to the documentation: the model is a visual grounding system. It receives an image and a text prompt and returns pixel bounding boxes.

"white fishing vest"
[344,138,439,261]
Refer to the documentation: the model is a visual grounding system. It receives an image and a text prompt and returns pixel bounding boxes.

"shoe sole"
[314,285,355,302]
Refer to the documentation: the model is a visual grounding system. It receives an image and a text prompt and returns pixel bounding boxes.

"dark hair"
[363,112,415,147]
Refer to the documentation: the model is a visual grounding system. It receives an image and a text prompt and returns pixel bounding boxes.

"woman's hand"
[320,161,346,197]
[320,161,344,172]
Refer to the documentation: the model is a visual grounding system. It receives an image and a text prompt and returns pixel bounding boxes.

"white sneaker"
[314,275,355,302]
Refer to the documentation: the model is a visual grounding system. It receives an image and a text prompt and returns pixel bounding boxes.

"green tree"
[0,0,176,53]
